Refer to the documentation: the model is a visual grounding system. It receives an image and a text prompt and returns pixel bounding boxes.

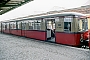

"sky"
[0,0,90,21]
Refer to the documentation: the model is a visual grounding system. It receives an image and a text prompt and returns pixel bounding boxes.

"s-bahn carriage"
[86,14,90,48]
[54,12,88,47]
[20,12,89,47]
[21,19,47,40]
[1,12,90,48]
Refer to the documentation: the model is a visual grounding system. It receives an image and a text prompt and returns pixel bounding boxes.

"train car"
[0,12,90,48]
[86,14,90,48]
[21,19,47,40]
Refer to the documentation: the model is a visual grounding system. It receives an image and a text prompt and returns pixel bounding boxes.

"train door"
[46,18,55,42]
[2,23,6,33]
[0,22,3,33]
[22,21,26,36]
[17,21,22,36]
[21,20,29,37]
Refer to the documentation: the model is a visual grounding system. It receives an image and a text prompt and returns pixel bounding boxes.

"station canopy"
[0,0,33,15]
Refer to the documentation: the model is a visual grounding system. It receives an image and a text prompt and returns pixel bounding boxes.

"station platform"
[0,33,90,60]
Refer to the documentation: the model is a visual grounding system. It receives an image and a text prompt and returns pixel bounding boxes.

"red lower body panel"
[10,29,22,36]
[55,32,81,46]
[17,30,22,36]
[89,40,90,48]
[10,29,17,35]
[2,30,4,33]
[89,30,90,48]
[3,30,5,33]
[3,29,10,34]
[25,30,46,41]
[21,30,26,36]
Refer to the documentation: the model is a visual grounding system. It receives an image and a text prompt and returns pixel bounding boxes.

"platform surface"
[0,33,90,60]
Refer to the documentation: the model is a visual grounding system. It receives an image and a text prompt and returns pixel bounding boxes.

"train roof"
[24,12,86,19]
[1,12,86,22]
[86,14,90,18]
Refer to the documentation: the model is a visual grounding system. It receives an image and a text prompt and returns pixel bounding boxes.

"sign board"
[64,16,73,22]
[55,17,59,22]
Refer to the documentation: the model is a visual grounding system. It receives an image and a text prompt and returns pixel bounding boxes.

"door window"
[78,18,88,31]
[64,16,72,32]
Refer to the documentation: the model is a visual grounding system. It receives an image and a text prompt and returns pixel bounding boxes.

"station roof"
[0,0,33,15]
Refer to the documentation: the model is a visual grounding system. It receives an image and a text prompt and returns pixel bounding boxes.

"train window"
[22,23,26,30]
[10,22,16,29]
[10,23,13,29]
[13,22,16,29]
[5,24,7,29]
[47,19,55,30]
[28,20,34,30]
[28,22,33,30]
[2,23,9,30]
[6,23,9,29]
[34,20,41,30]
[64,16,72,32]
[2,23,4,30]
[28,20,41,30]
[17,22,21,29]
[47,20,52,29]
[10,24,12,29]
[78,18,88,31]
[40,19,46,31]
[21,21,29,30]
[32,22,34,30]
[64,22,71,31]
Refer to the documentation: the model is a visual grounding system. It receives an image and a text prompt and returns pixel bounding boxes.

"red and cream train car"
[86,15,90,48]
[0,12,90,48]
